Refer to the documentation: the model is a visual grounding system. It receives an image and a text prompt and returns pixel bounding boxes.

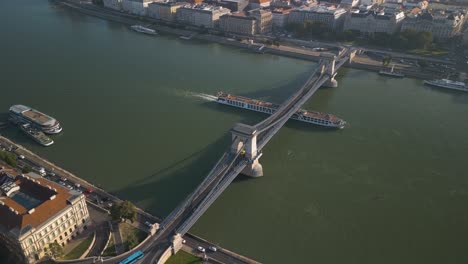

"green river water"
[1,1,468,263]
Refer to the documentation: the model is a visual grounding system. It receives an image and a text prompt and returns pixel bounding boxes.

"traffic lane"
[184,236,248,264]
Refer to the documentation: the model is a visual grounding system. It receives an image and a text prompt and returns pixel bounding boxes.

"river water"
[1,1,468,263]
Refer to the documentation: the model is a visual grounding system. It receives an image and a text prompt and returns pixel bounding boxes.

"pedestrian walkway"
[111,222,125,255]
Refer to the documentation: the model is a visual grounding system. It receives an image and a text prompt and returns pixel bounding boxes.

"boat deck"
[22,109,54,125]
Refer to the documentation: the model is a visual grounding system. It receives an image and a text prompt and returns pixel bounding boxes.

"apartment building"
[148,1,186,21]
[288,4,347,30]
[176,4,231,28]
[219,12,257,35]
[344,8,406,35]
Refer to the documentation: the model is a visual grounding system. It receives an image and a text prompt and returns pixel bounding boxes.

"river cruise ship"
[216,92,347,129]
[19,123,54,147]
[131,25,157,35]
[9,105,62,134]
[424,79,468,92]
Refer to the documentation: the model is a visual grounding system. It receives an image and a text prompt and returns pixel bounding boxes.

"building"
[340,0,360,9]
[288,5,347,30]
[148,1,185,21]
[176,4,231,28]
[219,12,257,35]
[205,0,249,12]
[401,11,465,40]
[272,8,291,29]
[103,0,123,10]
[0,168,90,263]
[249,0,271,9]
[344,7,405,35]
[122,0,153,15]
[464,27,468,46]
[248,9,273,33]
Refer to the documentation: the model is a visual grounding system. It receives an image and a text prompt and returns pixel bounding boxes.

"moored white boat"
[424,79,468,92]
[131,25,157,35]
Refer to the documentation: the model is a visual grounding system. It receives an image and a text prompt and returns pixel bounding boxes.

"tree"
[46,241,63,259]
[22,166,32,174]
[382,55,392,66]
[0,150,17,167]
[111,201,137,223]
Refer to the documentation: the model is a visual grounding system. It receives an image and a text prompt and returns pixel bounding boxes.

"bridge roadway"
[61,51,350,264]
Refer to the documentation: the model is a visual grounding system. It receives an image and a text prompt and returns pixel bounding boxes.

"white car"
[209,246,217,252]
[197,246,205,253]
[18,155,25,160]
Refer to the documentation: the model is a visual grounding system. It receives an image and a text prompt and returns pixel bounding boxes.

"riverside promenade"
[0,135,261,264]
[54,0,453,81]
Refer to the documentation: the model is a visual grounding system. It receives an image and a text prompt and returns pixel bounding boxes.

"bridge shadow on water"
[111,114,259,218]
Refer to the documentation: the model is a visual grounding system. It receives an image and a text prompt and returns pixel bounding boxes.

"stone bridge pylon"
[231,123,263,177]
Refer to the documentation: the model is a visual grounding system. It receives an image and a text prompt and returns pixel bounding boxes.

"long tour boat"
[424,79,468,92]
[216,92,347,129]
[9,105,62,134]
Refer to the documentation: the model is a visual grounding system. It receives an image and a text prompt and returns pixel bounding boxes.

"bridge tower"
[231,123,263,177]
[320,52,338,88]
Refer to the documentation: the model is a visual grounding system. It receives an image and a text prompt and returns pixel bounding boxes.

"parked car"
[144,221,153,228]
[197,246,205,253]
[18,155,25,160]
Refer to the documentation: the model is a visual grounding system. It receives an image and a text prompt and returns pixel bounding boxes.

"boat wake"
[189,92,217,102]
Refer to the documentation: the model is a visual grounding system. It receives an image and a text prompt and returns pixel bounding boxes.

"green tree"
[0,150,17,167]
[22,166,32,174]
[111,201,137,223]
[46,241,63,259]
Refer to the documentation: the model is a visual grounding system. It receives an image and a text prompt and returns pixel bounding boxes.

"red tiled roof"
[0,170,73,235]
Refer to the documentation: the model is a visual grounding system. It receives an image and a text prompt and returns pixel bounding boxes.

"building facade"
[344,8,406,35]
[0,168,90,263]
[401,11,465,40]
[219,13,256,35]
[288,5,347,30]
[272,8,291,29]
[249,9,273,33]
[148,1,185,21]
[122,0,153,16]
[176,4,231,28]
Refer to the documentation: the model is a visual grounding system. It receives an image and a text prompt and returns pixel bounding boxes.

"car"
[144,221,153,228]
[182,239,186,244]
[18,155,25,160]
[209,246,217,252]
[197,246,205,253]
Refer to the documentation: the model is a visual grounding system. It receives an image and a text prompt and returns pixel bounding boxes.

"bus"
[118,250,144,264]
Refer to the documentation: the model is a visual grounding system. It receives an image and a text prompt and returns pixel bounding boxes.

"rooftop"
[0,167,79,238]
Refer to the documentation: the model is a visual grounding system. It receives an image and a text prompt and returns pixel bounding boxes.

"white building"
[344,8,406,35]
[0,168,90,263]
[122,0,153,16]
[176,4,231,28]
[401,11,465,40]
[288,5,347,30]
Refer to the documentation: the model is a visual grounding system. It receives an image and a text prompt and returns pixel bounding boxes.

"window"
[69,228,73,233]
[59,235,63,240]
[65,232,68,236]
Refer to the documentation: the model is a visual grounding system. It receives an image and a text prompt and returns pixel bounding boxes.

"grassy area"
[409,49,449,56]
[166,251,202,264]
[101,234,116,257]
[62,234,94,260]
[119,222,147,251]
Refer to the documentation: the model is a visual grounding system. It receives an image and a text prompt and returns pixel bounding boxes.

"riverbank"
[55,0,449,81]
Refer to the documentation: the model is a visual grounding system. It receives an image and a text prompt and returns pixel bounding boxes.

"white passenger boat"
[9,105,62,134]
[379,65,405,78]
[216,92,347,129]
[424,79,468,92]
[131,25,157,35]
